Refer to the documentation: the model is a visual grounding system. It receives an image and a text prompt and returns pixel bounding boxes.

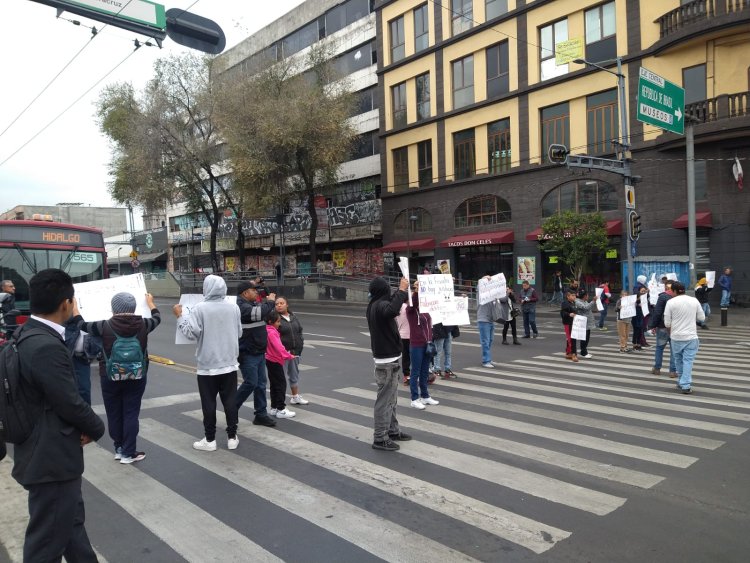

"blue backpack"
[103,321,145,381]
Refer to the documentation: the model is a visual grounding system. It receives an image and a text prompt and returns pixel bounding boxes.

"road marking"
[92,392,200,416]
[304,340,372,353]
[304,332,347,339]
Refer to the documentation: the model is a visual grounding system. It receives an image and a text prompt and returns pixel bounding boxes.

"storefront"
[434,230,514,285]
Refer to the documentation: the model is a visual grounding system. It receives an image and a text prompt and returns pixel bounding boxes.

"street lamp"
[275,214,285,288]
[117,247,122,275]
[405,210,418,278]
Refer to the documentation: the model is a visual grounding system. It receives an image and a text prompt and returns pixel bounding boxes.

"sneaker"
[421,396,439,406]
[651,367,661,375]
[442,369,457,379]
[290,395,309,405]
[114,447,123,461]
[679,387,693,395]
[700,324,709,330]
[372,439,400,451]
[388,432,412,441]
[120,451,146,464]
[581,354,593,359]
[599,326,609,331]
[193,438,217,452]
[533,333,538,338]
[253,415,277,427]
[410,399,426,410]
[276,408,296,418]
[522,335,531,339]
[227,436,239,450]
[481,362,494,368]
[269,408,278,416]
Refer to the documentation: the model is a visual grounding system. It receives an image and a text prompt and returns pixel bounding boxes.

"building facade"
[376,0,749,301]
[0,205,128,239]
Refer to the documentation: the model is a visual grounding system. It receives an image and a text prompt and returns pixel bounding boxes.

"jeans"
[701,302,711,319]
[409,345,431,401]
[549,290,563,305]
[671,338,699,390]
[433,334,452,371]
[720,289,731,307]
[373,361,401,441]
[653,328,676,373]
[236,353,268,416]
[100,375,147,457]
[197,371,238,441]
[522,310,538,337]
[73,357,92,405]
[478,321,494,364]
[598,303,608,328]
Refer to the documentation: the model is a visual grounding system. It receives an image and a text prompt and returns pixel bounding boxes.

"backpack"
[0,328,46,444]
[103,321,145,381]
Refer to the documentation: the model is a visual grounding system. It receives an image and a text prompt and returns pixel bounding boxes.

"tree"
[541,211,609,282]
[214,44,357,266]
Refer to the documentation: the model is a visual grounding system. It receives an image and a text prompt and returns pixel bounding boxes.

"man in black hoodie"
[366,276,410,451]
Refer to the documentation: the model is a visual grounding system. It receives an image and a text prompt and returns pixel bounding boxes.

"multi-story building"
[376,0,749,301]
[0,204,128,239]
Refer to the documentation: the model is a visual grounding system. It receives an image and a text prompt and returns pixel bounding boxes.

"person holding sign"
[477,274,497,368]
[648,281,677,378]
[615,289,632,353]
[631,287,649,351]
[560,290,579,362]
[694,277,712,329]
[574,289,596,358]
[406,280,440,410]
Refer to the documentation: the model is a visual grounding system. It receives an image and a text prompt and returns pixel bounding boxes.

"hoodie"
[177,275,242,375]
[406,292,433,346]
[366,277,407,360]
[265,324,296,365]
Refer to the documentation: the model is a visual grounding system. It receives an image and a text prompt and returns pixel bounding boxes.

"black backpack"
[0,327,46,444]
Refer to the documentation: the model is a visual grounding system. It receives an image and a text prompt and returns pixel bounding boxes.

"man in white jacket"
[664,282,705,394]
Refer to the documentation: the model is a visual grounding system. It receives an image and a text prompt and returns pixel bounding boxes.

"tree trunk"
[235,210,245,271]
[306,190,319,266]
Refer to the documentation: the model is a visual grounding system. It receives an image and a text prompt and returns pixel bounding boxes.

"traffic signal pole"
[617,58,635,291]
[686,120,697,289]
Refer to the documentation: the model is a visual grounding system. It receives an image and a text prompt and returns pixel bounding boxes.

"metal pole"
[617,57,634,291]
[117,248,122,275]
[280,221,285,288]
[686,121,697,289]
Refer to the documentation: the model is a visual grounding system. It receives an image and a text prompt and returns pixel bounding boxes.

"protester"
[477,275,496,368]
[235,281,277,427]
[498,286,521,345]
[631,287,649,350]
[63,315,96,405]
[10,269,104,562]
[566,278,580,295]
[366,276,411,451]
[431,321,456,379]
[694,277,712,328]
[74,292,161,463]
[174,275,242,451]
[718,267,732,307]
[648,281,677,378]
[664,281,705,394]
[519,280,539,338]
[406,280,440,409]
[597,282,612,330]
[276,296,308,405]
[574,289,596,358]
[561,289,578,362]
[615,289,632,353]
[265,310,297,418]
[396,302,411,385]
[549,270,563,305]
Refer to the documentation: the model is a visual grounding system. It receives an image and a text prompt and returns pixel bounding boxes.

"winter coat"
[265,324,295,365]
[278,312,304,356]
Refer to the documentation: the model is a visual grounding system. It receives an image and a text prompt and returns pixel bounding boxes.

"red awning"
[526,220,622,241]
[672,211,712,229]
[439,230,514,248]
[380,238,435,252]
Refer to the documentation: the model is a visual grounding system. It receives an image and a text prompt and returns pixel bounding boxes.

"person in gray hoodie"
[173,275,243,452]
[575,288,597,358]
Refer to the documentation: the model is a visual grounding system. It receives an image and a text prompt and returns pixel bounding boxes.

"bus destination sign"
[0,224,103,247]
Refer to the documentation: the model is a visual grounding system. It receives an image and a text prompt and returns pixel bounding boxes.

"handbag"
[450,325,460,338]
[511,307,521,319]
[420,316,437,360]
[492,299,504,323]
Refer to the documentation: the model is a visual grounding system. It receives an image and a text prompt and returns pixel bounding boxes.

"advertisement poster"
[517,257,536,284]
[225,256,237,272]
[333,250,347,269]
[438,259,451,275]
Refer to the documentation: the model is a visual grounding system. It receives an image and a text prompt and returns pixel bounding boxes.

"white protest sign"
[595,288,604,311]
[398,257,411,306]
[441,296,471,326]
[175,294,236,345]
[74,273,150,321]
[619,295,637,319]
[417,274,455,324]
[706,271,715,288]
[639,295,650,317]
[477,273,507,305]
[571,314,588,340]
[666,272,678,281]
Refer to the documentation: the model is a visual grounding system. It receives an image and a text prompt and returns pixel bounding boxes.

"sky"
[0,0,305,226]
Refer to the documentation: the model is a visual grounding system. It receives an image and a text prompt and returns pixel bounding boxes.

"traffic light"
[629,211,642,241]
[548,144,568,164]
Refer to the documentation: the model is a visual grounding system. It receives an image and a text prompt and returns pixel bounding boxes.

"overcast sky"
[0,0,305,224]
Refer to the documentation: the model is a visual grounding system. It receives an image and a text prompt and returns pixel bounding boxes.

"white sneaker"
[421,397,439,406]
[227,437,239,450]
[193,438,216,451]
[410,399,426,410]
[482,362,494,368]
[290,395,309,405]
[581,354,593,359]
[269,408,278,416]
[276,408,296,418]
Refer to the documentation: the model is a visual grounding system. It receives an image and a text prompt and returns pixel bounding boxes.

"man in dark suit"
[11,268,105,562]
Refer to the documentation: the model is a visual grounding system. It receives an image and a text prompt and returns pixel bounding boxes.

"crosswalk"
[2,323,749,561]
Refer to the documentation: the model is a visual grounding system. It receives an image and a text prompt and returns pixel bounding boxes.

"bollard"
[721,307,728,326]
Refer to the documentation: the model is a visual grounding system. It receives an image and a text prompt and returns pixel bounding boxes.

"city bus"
[0,217,107,317]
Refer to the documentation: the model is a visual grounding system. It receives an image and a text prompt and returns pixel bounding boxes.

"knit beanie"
[111,292,137,314]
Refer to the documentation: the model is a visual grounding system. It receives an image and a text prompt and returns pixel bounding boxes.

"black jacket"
[366,290,407,359]
[279,312,304,356]
[695,286,711,304]
[12,319,105,486]
[560,300,576,326]
[648,293,672,329]
[238,296,275,355]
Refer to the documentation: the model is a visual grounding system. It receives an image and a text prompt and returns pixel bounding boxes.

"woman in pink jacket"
[265,310,297,419]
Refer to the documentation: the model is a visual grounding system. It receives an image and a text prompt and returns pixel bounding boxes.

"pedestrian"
[366,275,411,451]
[74,292,161,463]
[431,321,456,379]
[519,280,539,338]
[575,289,596,358]
[1,279,17,336]
[664,281,705,394]
[549,270,563,305]
[648,281,678,378]
[597,281,612,330]
[631,287,648,350]
[265,310,297,418]
[396,302,411,385]
[718,267,732,307]
[235,281,277,427]
[10,268,104,562]
[406,280,440,410]
[275,262,282,284]
[561,289,578,362]
[276,296,308,405]
[615,289,632,353]
[694,277,712,328]
[477,275,496,368]
[498,286,521,345]
[566,278,580,294]
[174,275,242,452]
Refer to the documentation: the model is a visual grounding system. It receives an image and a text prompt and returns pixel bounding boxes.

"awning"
[672,211,712,229]
[439,230,514,247]
[136,251,168,263]
[380,238,435,252]
[526,220,623,241]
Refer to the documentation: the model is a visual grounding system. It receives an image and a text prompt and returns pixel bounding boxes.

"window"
[683,64,707,104]
[351,132,379,160]
[394,208,432,234]
[281,21,318,58]
[451,0,473,36]
[694,159,707,200]
[354,86,378,116]
[454,195,511,228]
[393,147,409,192]
[541,102,570,162]
[485,0,508,21]
[414,4,429,53]
[391,82,407,128]
[333,40,375,76]
[586,90,618,154]
[452,55,474,109]
[487,119,511,174]
[539,19,568,81]
[453,128,476,180]
[390,16,405,62]
[585,2,616,63]
[417,140,432,187]
[416,73,431,121]
[326,0,370,36]
[541,180,618,217]
[486,41,509,98]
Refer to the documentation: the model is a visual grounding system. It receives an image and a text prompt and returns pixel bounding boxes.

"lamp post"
[275,214,285,288]
[405,210,418,278]
[117,247,122,275]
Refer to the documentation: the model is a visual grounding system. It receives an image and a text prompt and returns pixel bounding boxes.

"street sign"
[555,38,583,65]
[637,67,685,135]
[42,0,166,31]
[625,184,635,209]
[129,250,138,258]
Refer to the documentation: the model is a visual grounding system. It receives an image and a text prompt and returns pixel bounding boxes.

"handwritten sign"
[477,273,507,305]
[417,274,455,324]
[640,296,650,318]
[441,296,471,326]
[74,273,150,321]
[571,314,587,340]
[666,272,678,281]
[619,295,637,319]
[705,271,715,288]
[175,294,236,345]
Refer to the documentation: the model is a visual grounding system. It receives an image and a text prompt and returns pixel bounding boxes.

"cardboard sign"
[175,294,236,345]
[706,271,715,288]
[619,295,637,319]
[640,296,650,318]
[477,273,507,305]
[417,274,455,324]
[666,272,678,281]
[571,314,588,340]
[74,273,150,321]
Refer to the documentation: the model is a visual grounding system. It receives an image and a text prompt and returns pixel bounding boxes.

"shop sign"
[517,257,536,284]
[447,238,494,247]
[606,249,618,259]
[201,238,235,252]
[548,256,559,264]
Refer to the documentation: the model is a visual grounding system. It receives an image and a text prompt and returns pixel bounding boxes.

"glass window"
[326,0,370,35]
[683,64,707,104]
[487,119,511,174]
[416,73,430,121]
[391,82,407,128]
[414,4,429,53]
[452,55,474,109]
[541,180,618,217]
[326,3,347,35]
[281,21,318,58]
[585,2,616,63]
[394,208,432,234]
[354,86,376,115]
[390,16,405,62]
[453,128,476,180]
[454,195,511,228]
[333,40,374,76]
[417,140,432,187]
[586,89,618,154]
[539,19,568,81]
[486,41,509,98]
[541,102,570,162]
[351,132,378,160]
[451,0,473,36]
[485,0,508,21]
[393,147,409,192]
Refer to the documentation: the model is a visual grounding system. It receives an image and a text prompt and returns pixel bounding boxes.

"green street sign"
[637,67,685,135]
[66,0,166,30]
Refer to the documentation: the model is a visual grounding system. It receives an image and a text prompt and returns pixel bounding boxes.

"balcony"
[656,0,749,39]
[685,91,749,123]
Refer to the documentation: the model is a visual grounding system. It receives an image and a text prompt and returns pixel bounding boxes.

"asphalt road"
[1,300,749,562]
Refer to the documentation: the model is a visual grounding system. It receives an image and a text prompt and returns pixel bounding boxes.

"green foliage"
[541,211,609,280]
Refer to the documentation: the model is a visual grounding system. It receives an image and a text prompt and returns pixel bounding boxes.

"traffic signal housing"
[629,211,642,241]
[548,144,568,164]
